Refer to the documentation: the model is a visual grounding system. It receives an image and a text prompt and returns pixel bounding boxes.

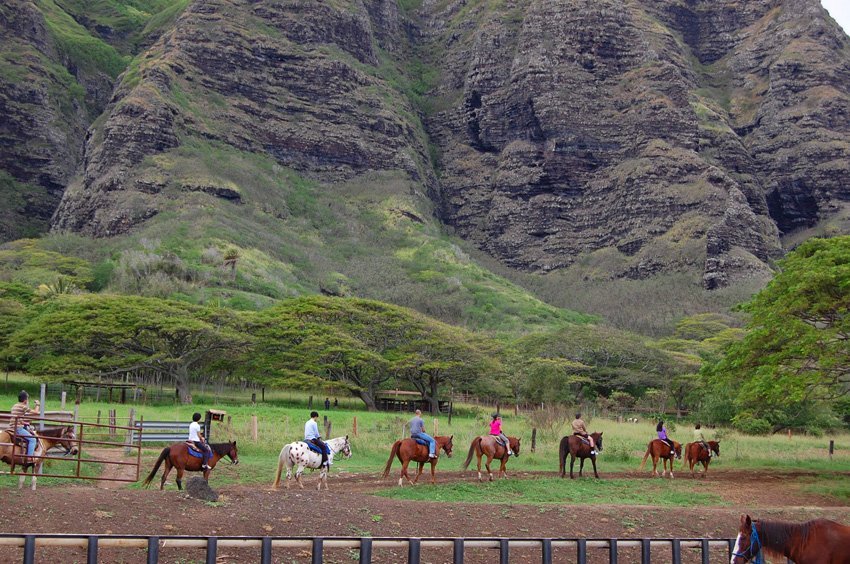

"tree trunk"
[174,367,193,404]
[428,376,440,414]
[358,390,378,411]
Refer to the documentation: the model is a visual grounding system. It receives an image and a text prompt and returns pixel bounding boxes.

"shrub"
[732,414,772,435]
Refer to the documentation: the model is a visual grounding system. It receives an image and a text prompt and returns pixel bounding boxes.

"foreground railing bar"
[7,454,139,466]
[1,471,139,482]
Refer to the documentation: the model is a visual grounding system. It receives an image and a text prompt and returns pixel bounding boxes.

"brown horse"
[732,514,850,563]
[462,435,521,482]
[559,432,603,478]
[683,440,720,478]
[142,441,238,490]
[0,426,79,490]
[639,438,681,478]
[382,435,453,486]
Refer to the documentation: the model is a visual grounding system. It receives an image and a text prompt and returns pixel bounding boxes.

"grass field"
[1,375,848,500]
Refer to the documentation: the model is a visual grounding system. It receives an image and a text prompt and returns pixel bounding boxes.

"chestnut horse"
[639,438,681,478]
[462,435,521,481]
[142,441,238,490]
[732,514,850,563]
[683,440,720,478]
[559,432,604,479]
[382,435,453,486]
[0,426,79,490]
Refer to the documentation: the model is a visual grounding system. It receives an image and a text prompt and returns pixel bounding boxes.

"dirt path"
[86,448,139,489]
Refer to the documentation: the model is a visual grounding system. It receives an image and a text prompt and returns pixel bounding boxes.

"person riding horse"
[657,420,675,454]
[9,391,40,464]
[305,411,330,468]
[693,423,712,458]
[188,412,212,470]
[571,413,597,455]
[407,409,436,458]
[489,414,513,456]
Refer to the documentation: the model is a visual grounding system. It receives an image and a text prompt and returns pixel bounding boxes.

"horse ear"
[345,434,349,440]
[599,431,603,436]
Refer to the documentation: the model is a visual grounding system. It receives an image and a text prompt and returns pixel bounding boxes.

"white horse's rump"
[273,436,351,491]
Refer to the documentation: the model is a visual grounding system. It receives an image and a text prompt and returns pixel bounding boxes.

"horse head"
[227,441,239,465]
[441,435,454,458]
[711,440,721,457]
[592,431,604,452]
[340,435,352,459]
[56,426,79,456]
[510,436,521,457]
[674,441,682,459]
[731,514,761,563]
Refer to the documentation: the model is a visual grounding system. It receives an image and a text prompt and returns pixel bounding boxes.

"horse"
[683,440,720,478]
[462,435,521,482]
[272,436,352,491]
[639,438,681,478]
[142,441,238,490]
[383,435,453,486]
[732,514,850,563]
[559,432,603,479]
[0,425,79,490]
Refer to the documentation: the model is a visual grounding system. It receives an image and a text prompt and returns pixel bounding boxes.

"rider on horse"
[693,423,712,457]
[408,409,436,458]
[305,411,330,468]
[489,414,513,456]
[188,412,212,470]
[657,420,675,454]
[571,413,597,455]
[9,391,40,464]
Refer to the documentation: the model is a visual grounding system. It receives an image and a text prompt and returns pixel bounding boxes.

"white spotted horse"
[273,435,351,491]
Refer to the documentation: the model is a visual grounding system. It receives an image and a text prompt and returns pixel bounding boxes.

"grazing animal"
[559,432,604,479]
[683,440,720,478]
[639,438,681,478]
[272,435,351,491]
[462,435,521,481]
[383,435,453,486]
[142,441,238,490]
[731,514,850,564]
[0,426,78,490]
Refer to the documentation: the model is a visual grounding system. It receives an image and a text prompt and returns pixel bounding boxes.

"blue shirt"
[409,416,425,435]
[305,419,320,440]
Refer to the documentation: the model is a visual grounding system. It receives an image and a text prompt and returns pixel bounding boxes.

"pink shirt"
[490,419,502,435]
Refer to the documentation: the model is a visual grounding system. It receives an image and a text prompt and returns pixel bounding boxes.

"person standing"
[305,411,329,468]
[9,391,39,464]
[571,412,597,455]
[408,409,436,458]
[188,412,212,470]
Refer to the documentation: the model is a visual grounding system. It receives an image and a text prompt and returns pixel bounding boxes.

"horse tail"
[142,447,170,488]
[273,445,290,488]
[382,440,402,478]
[462,437,481,471]
[639,442,651,470]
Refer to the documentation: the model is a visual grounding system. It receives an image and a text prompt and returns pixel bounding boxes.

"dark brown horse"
[683,440,720,478]
[732,514,850,563]
[382,435,453,486]
[142,441,238,490]
[559,432,603,479]
[462,435,521,482]
[639,438,681,478]
[0,426,79,490]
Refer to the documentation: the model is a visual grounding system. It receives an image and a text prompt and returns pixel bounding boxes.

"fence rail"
[0,534,752,564]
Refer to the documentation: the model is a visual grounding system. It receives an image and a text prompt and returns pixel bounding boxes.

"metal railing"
[0,534,744,563]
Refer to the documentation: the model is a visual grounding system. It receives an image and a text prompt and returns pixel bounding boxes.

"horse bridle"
[732,523,763,564]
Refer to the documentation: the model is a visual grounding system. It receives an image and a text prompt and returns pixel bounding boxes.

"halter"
[732,523,763,564]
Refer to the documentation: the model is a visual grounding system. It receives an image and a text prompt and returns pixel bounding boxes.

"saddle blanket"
[184,443,206,458]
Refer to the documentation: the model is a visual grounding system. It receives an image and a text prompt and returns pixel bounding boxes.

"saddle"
[305,441,330,455]
[184,442,206,458]
[491,435,506,448]
[575,435,591,446]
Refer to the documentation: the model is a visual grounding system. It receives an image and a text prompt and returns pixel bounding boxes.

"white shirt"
[188,421,202,442]
[305,419,320,440]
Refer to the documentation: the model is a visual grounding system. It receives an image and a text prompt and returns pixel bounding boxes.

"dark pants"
[192,441,211,465]
[309,438,328,467]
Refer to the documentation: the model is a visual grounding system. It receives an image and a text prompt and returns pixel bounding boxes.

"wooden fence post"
[531,428,537,453]
[60,391,66,411]
[125,408,135,455]
[251,415,258,442]
[97,410,101,425]
[326,422,332,437]
[353,416,358,437]
[39,384,46,431]
[433,418,438,436]
[829,440,835,461]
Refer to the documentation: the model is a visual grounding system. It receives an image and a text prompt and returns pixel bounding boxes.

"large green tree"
[4,294,250,402]
[702,236,850,432]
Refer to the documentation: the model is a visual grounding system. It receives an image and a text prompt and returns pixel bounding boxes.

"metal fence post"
[23,535,35,564]
[206,537,217,564]
[577,539,587,564]
[87,535,98,564]
[453,538,464,564]
[609,539,618,564]
[641,538,651,563]
[261,536,272,564]
[671,539,681,564]
[701,539,709,564]
[500,538,509,564]
[727,539,735,561]
[147,537,160,564]
[408,538,421,564]
[359,538,373,564]
[312,538,324,564]
[541,539,552,564]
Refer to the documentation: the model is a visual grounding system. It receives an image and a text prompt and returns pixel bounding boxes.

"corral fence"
[0,416,142,482]
[0,534,785,564]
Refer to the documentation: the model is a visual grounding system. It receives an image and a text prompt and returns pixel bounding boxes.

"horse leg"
[591,456,599,479]
[160,459,172,490]
[296,464,305,489]
[579,457,585,477]
[485,454,494,482]
[285,465,293,490]
[414,462,425,484]
[570,454,576,479]
[429,460,436,484]
[176,466,185,490]
[31,462,40,491]
[399,460,410,487]
[652,456,660,477]
[476,452,484,483]
[499,458,508,479]
[667,458,674,479]
[317,467,326,492]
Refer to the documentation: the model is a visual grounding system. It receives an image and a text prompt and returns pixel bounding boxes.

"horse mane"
[38,427,68,437]
[209,442,234,456]
[757,519,812,559]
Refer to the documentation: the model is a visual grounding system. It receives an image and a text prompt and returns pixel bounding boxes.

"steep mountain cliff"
[3,0,849,330]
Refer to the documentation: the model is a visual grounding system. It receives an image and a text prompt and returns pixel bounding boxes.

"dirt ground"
[1,462,849,563]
